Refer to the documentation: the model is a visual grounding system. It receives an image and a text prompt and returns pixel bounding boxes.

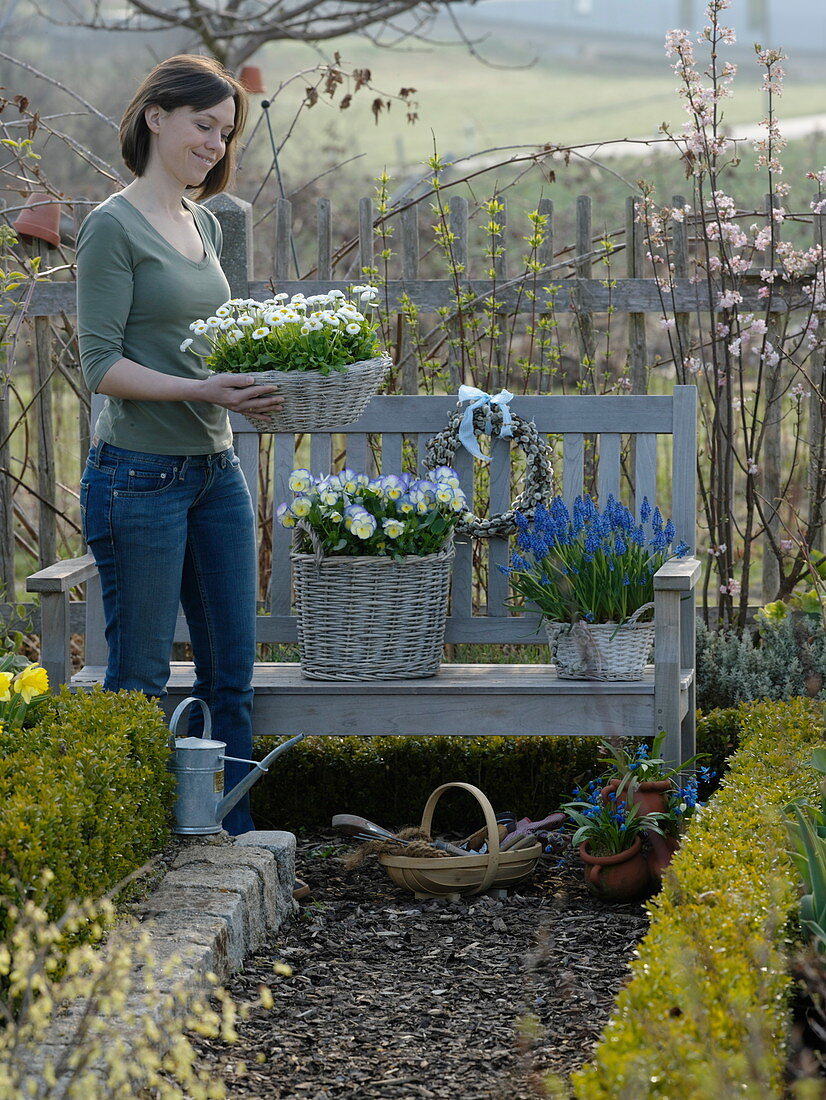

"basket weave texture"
[379,782,541,897]
[242,355,391,432]
[292,540,454,681]
[545,605,654,682]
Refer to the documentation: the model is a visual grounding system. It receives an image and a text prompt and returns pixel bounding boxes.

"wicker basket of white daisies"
[182,284,391,432]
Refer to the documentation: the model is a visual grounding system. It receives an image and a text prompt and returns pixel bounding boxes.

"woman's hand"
[96,359,285,413]
[198,373,284,414]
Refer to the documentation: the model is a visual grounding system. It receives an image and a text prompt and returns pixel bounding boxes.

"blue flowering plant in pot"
[562,781,667,900]
[504,494,690,680]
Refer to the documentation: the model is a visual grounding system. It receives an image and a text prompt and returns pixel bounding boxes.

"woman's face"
[144,96,236,188]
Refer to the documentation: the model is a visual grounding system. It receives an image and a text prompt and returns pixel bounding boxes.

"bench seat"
[71,662,695,738]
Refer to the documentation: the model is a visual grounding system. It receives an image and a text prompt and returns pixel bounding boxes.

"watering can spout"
[215,733,305,821]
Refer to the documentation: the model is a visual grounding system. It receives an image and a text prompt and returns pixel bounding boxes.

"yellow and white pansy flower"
[288,468,314,493]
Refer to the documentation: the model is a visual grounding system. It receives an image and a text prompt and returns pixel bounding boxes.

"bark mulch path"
[191,831,650,1099]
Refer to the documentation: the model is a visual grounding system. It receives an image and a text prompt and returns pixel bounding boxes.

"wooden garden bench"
[27,385,700,767]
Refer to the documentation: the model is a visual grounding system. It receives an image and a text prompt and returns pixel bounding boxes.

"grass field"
[252,30,826,183]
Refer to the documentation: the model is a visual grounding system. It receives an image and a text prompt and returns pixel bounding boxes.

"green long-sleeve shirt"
[76,192,232,455]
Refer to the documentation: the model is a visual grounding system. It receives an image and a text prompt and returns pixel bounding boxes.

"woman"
[77,55,282,835]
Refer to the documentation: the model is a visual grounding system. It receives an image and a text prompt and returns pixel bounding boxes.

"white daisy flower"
[180,338,194,352]
[236,314,254,327]
[345,323,361,335]
[215,305,232,318]
[190,320,208,334]
[252,327,270,340]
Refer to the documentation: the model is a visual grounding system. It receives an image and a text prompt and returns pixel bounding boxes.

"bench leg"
[654,588,681,767]
[39,590,72,691]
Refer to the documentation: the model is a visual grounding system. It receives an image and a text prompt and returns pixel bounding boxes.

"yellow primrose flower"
[0,671,12,702]
[13,664,49,703]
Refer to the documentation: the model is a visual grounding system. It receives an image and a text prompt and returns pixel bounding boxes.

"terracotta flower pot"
[239,65,265,93]
[645,833,681,881]
[601,777,673,816]
[578,837,651,902]
[13,193,61,248]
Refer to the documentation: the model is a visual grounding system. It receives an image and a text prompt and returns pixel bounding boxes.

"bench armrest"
[27,553,98,594]
[27,553,99,690]
[653,556,701,591]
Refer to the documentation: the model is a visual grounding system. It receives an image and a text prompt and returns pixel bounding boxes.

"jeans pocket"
[117,462,178,497]
[81,462,115,545]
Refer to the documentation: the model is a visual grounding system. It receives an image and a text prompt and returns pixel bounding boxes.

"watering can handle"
[167,696,212,749]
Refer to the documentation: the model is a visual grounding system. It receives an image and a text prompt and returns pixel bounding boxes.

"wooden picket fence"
[4,188,823,628]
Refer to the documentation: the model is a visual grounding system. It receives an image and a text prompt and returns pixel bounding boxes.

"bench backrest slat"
[451,447,475,619]
[345,432,369,471]
[563,434,584,504]
[270,434,294,615]
[486,437,512,616]
[598,433,622,505]
[310,433,332,471]
[635,434,658,519]
[381,433,404,473]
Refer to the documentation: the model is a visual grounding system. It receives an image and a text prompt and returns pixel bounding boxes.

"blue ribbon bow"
[456,385,514,462]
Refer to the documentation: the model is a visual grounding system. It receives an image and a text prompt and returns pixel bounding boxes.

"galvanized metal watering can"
[167,697,305,835]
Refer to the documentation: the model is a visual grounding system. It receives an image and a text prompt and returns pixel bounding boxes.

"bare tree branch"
[31,0,482,69]
[0,50,118,131]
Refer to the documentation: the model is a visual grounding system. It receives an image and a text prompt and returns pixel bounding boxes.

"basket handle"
[293,520,326,568]
[420,782,502,896]
[627,601,655,626]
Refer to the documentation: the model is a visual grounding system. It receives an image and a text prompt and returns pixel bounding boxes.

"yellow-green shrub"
[571,698,824,1100]
[0,687,175,937]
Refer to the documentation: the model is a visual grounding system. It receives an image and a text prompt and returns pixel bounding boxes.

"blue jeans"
[80,440,257,835]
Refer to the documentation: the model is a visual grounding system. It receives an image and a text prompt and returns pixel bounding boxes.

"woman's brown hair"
[119,55,248,200]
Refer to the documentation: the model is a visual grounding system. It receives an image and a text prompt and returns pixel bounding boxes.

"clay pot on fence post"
[13,193,61,248]
[239,66,265,93]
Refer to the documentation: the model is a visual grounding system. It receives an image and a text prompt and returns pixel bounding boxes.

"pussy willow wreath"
[424,404,554,537]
